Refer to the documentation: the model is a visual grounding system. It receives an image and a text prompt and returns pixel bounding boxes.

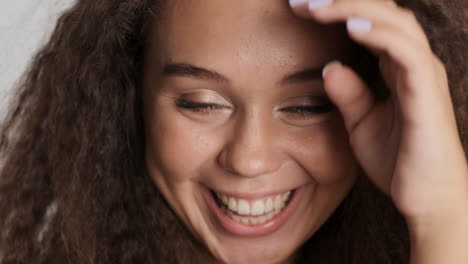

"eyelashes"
[175,98,335,118]
[175,99,227,113]
[279,103,335,118]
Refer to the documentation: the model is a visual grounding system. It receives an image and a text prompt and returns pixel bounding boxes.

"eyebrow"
[163,63,229,83]
[162,63,325,85]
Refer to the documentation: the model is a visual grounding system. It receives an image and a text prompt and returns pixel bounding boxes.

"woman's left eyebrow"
[162,62,324,84]
[279,67,324,85]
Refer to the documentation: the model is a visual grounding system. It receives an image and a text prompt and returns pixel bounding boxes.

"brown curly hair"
[0,0,467,263]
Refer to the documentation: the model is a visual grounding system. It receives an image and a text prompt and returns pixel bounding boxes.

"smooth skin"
[142,0,468,262]
[143,0,360,263]
[290,0,468,263]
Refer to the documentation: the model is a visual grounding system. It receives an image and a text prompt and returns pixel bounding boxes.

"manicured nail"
[322,61,342,78]
[289,0,307,8]
[347,17,373,33]
[308,0,333,10]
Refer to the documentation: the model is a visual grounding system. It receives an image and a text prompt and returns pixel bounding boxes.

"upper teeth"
[216,191,291,216]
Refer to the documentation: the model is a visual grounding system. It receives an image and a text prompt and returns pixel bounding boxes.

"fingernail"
[289,0,307,8]
[322,61,342,78]
[308,0,333,10]
[347,17,373,33]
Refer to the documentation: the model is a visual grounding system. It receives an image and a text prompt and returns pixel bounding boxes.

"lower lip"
[202,185,304,237]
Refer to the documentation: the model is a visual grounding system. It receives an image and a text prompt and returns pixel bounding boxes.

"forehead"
[153,0,351,70]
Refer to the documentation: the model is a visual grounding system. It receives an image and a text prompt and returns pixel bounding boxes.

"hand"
[289,0,468,224]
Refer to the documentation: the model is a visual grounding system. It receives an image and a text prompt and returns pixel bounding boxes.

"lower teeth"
[225,209,280,225]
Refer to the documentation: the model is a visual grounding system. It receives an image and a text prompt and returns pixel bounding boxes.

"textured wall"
[0,0,74,113]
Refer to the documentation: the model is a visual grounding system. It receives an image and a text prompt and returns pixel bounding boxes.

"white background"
[0,0,74,112]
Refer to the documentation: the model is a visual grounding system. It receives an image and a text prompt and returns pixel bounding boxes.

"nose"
[218,110,284,178]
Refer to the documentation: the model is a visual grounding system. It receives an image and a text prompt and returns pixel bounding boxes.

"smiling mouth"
[210,189,296,226]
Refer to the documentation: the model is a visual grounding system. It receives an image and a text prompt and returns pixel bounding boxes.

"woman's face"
[143,0,359,263]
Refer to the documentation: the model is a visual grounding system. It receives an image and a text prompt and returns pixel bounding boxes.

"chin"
[174,181,348,264]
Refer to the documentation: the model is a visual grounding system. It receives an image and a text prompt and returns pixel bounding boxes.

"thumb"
[323,61,376,134]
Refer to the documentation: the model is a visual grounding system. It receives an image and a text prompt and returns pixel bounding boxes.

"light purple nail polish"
[308,0,333,10]
[347,17,373,33]
[322,61,342,78]
[289,0,307,8]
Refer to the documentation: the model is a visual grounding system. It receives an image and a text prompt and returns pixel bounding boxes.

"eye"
[176,99,221,110]
[281,103,334,115]
[175,99,228,115]
[277,96,335,126]
[279,102,335,119]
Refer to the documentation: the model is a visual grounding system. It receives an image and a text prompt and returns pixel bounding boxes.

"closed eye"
[175,99,231,117]
[175,99,223,110]
[280,103,335,116]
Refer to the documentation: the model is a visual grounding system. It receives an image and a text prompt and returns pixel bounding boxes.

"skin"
[143,0,468,263]
[291,0,468,263]
[143,0,358,263]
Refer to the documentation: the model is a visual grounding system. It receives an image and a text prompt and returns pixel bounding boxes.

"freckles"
[148,111,221,181]
[145,115,189,177]
[289,119,356,184]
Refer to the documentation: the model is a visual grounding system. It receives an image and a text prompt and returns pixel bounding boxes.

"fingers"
[296,0,430,49]
[322,61,376,134]
[289,0,313,17]
[347,19,432,75]
[289,0,441,115]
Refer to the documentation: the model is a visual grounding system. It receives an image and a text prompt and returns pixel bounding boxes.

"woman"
[0,0,467,263]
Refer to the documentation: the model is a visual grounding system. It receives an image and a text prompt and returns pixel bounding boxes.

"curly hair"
[0,0,466,263]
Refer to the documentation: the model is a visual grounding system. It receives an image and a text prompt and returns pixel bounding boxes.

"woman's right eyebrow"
[163,63,230,83]
[162,62,325,84]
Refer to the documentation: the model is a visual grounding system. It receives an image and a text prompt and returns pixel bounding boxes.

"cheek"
[284,116,358,185]
[145,109,220,183]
